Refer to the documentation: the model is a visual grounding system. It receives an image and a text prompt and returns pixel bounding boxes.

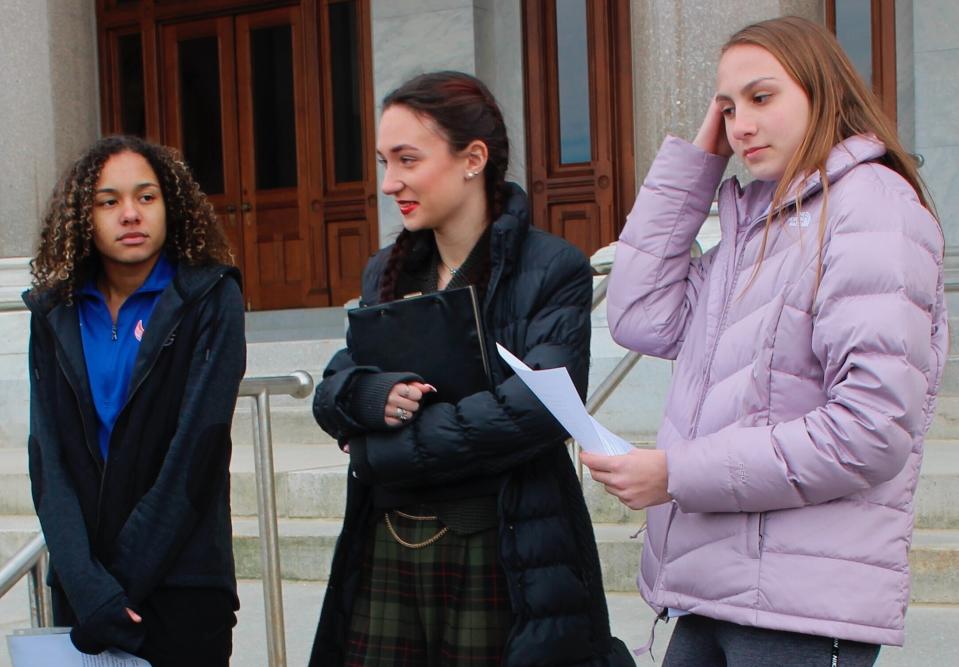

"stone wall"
[0,0,99,259]
[914,0,959,252]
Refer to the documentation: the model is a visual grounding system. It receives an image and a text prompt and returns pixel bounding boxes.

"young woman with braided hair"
[310,71,633,666]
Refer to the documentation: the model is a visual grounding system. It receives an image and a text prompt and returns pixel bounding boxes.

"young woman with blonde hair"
[582,16,944,666]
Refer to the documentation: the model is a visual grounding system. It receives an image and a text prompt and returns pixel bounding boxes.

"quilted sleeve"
[607,136,727,359]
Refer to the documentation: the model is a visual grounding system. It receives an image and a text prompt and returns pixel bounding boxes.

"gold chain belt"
[384,510,449,549]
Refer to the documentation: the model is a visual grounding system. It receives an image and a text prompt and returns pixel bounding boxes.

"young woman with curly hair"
[24,135,245,666]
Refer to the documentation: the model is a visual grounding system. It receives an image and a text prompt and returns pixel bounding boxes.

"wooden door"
[161,8,320,310]
[235,7,313,310]
[101,0,379,310]
[523,0,635,258]
[160,17,245,267]
[827,0,897,123]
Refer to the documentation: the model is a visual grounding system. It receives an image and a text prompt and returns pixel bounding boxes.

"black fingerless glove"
[70,591,145,655]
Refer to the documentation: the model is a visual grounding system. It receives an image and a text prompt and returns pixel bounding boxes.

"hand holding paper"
[495,343,632,456]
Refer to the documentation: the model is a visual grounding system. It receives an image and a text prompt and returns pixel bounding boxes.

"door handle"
[225,204,237,213]
[241,202,252,212]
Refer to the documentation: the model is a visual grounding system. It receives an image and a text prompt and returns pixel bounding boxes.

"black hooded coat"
[310,186,634,666]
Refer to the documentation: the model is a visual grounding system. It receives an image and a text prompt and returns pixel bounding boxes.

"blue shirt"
[78,255,176,460]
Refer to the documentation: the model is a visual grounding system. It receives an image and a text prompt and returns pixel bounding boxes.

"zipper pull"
[111,324,117,341]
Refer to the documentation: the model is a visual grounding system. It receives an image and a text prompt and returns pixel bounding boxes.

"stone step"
[228,379,959,450]
[1,517,956,600]
[234,586,957,667]
[929,395,959,439]
[938,355,959,395]
[230,440,959,530]
[1,440,958,528]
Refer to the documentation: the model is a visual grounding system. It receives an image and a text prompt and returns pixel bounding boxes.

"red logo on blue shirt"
[134,319,145,342]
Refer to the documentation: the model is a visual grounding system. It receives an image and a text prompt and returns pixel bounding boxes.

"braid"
[378,228,414,302]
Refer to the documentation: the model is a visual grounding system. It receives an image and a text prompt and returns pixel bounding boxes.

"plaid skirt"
[344,510,513,666]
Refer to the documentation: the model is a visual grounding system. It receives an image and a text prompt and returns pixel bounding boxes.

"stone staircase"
[0,299,957,605]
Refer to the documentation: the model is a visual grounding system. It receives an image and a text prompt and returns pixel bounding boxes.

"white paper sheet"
[7,628,151,667]
[496,343,633,456]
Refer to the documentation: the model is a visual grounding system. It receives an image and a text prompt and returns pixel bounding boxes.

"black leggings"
[663,614,880,667]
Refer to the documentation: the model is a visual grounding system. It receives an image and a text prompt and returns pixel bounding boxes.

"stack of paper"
[7,628,151,667]
[496,343,633,456]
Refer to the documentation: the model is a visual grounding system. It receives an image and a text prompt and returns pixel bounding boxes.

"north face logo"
[787,211,812,228]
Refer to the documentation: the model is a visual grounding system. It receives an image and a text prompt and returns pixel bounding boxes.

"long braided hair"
[31,135,234,302]
[378,71,511,302]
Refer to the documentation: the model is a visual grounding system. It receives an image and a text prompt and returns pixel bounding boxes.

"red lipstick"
[398,201,419,216]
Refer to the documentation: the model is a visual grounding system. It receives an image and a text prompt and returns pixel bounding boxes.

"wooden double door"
[98,0,377,310]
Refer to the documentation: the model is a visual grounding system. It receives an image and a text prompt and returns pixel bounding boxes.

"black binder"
[348,285,492,404]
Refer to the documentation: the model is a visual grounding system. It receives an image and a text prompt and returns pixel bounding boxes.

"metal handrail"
[571,272,644,483]
[0,533,52,627]
[238,370,314,667]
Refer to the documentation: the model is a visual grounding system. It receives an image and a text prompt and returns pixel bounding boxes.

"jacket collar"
[748,134,888,228]
[485,182,531,307]
[76,252,177,303]
[126,263,240,403]
[22,262,241,461]
[393,183,531,309]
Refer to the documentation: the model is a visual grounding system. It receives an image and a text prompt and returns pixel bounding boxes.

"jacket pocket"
[745,511,766,558]
[648,501,680,595]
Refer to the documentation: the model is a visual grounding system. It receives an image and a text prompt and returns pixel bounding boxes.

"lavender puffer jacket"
[607,135,946,646]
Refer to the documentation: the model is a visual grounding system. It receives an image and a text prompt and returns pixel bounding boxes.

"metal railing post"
[250,389,287,667]
[574,264,644,484]
[27,548,52,627]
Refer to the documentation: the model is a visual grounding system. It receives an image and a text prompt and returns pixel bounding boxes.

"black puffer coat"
[310,185,633,666]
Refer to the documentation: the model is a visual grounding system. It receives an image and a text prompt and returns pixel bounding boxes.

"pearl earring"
[465,171,477,180]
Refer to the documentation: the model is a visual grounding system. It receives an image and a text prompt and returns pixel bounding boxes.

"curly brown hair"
[31,135,234,300]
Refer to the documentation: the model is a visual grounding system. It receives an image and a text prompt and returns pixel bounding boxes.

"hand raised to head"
[693,98,733,158]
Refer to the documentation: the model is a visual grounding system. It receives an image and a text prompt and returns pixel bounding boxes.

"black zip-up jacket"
[23,263,245,654]
[310,185,634,666]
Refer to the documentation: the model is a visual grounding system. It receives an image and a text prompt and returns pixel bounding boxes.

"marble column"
[473,0,527,190]
[0,0,99,261]
[628,0,823,186]
[0,0,98,446]
[913,0,959,259]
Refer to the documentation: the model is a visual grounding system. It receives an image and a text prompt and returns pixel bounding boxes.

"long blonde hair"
[724,16,937,285]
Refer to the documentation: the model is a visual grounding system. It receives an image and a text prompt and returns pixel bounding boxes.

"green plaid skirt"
[344,511,513,666]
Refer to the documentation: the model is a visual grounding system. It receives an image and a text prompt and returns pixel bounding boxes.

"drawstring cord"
[628,522,663,661]
[635,607,668,661]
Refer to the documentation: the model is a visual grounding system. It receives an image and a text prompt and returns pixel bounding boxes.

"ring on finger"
[396,407,410,421]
